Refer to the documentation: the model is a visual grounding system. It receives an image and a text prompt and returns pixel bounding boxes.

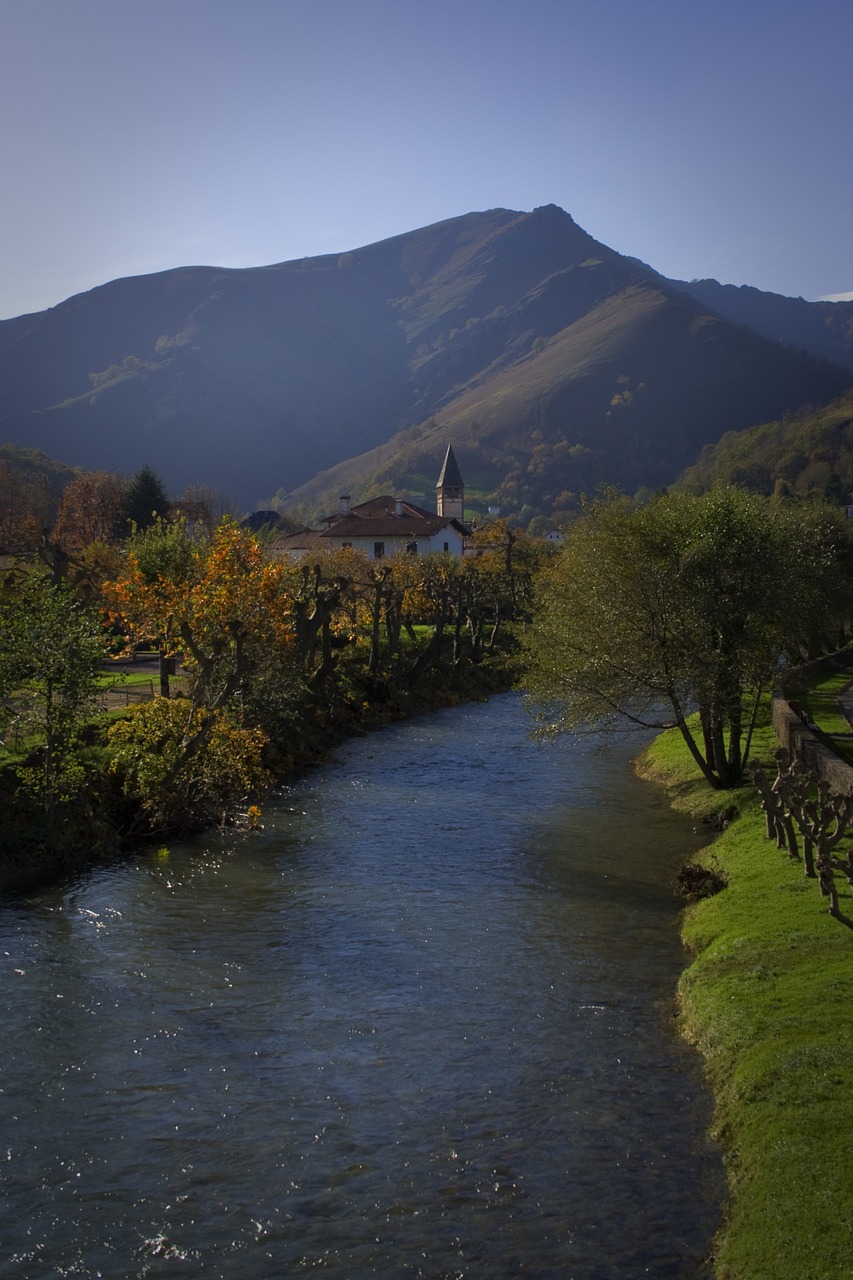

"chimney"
[339,495,351,515]
[394,498,404,516]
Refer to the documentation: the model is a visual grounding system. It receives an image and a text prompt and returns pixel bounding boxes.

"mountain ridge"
[1,205,850,515]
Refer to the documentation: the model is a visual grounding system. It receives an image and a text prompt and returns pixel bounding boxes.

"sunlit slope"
[286,278,852,517]
[1,204,849,510]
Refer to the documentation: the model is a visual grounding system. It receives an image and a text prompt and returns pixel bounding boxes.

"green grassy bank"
[639,719,853,1280]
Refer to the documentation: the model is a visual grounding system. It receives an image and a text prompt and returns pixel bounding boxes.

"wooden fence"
[1,676,192,753]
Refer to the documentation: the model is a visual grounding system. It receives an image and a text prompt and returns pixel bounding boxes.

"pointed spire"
[437,443,464,490]
[436,444,464,520]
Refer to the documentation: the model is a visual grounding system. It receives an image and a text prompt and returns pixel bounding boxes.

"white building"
[270,445,470,562]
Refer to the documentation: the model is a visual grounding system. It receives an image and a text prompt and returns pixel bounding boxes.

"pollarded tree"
[105,518,298,710]
[525,489,853,789]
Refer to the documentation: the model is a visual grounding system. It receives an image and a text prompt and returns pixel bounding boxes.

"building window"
[443,541,449,552]
[341,541,352,549]
[374,542,385,558]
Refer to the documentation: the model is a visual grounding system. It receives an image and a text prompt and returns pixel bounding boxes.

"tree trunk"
[159,646,171,698]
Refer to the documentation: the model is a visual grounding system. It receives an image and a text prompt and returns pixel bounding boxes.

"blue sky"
[1,0,851,319]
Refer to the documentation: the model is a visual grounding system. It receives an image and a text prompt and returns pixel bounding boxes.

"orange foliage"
[104,522,296,676]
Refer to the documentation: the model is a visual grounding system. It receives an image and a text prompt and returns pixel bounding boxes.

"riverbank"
[0,651,519,894]
[639,717,853,1280]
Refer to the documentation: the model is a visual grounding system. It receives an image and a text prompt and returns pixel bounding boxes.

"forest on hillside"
[679,390,853,500]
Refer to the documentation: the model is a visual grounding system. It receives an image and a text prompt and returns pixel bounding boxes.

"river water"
[0,693,721,1278]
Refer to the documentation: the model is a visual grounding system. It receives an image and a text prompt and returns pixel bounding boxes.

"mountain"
[667,278,853,372]
[1,205,850,514]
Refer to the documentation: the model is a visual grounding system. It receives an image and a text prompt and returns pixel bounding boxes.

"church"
[271,445,471,562]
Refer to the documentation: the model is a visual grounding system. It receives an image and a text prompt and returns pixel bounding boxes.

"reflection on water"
[0,693,721,1278]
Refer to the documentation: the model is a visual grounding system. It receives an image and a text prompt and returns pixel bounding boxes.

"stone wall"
[772,693,853,796]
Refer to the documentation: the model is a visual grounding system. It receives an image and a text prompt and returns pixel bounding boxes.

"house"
[269,445,471,562]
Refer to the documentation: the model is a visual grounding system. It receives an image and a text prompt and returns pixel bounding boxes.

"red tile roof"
[320,496,467,539]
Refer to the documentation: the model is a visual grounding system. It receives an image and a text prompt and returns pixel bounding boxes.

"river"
[0,692,721,1278]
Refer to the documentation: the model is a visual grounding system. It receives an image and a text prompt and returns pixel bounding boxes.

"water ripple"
[0,693,721,1278]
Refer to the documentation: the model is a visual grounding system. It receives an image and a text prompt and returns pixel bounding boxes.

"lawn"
[788,668,853,735]
[96,669,160,690]
[784,668,853,766]
[640,713,853,1279]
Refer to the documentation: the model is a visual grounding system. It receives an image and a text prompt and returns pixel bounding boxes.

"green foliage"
[525,489,853,788]
[123,465,170,532]
[0,572,107,824]
[108,698,270,833]
[680,390,853,502]
[127,514,200,586]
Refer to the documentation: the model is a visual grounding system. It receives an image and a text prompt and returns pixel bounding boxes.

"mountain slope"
[678,390,853,499]
[1,205,850,512]
[668,277,853,371]
[285,273,852,518]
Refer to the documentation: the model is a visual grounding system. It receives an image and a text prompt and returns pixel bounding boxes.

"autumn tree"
[176,482,239,536]
[104,520,300,823]
[105,518,298,711]
[52,470,126,548]
[0,461,51,551]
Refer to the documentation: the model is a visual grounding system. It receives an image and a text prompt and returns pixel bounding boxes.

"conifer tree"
[123,465,169,532]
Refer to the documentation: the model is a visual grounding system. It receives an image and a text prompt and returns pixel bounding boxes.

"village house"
[270,445,471,562]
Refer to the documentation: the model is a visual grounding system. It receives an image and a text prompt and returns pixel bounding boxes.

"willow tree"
[525,489,852,789]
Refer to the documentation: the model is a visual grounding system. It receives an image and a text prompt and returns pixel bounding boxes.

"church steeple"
[436,444,464,520]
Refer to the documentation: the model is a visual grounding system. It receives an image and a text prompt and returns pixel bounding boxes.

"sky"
[1,0,851,320]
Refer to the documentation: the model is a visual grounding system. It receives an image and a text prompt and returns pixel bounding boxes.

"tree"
[105,518,298,710]
[103,520,298,827]
[108,699,270,833]
[176,482,239,535]
[0,572,107,830]
[52,470,126,548]
[0,461,51,551]
[123,465,170,533]
[525,489,852,789]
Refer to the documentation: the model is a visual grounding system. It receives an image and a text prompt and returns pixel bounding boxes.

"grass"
[789,669,853,737]
[782,668,853,765]
[95,669,160,690]
[641,713,853,1279]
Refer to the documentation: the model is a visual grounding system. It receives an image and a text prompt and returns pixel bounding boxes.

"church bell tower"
[436,444,464,520]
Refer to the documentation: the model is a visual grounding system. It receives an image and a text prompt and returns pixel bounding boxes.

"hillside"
[669,277,853,371]
[0,444,79,543]
[678,389,853,499]
[284,276,852,520]
[1,205,850,514]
